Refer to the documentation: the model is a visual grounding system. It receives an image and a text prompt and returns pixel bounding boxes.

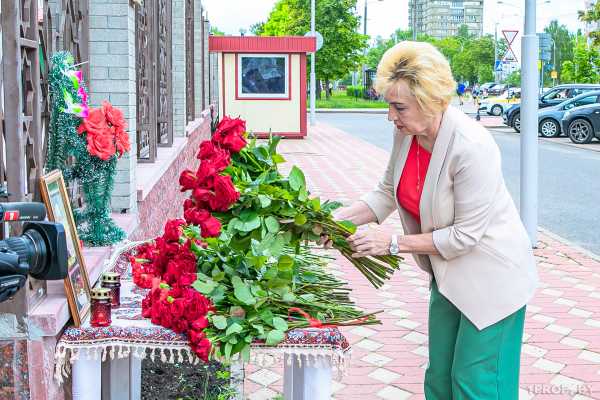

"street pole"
[412,1,417,40]
[362,0,368,90]
[310,0,316,126]
[494,23,498,83]
[553,40,556,86]
[521,0,538,246]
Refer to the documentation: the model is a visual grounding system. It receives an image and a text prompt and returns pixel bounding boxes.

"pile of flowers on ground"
[131,116,401,362]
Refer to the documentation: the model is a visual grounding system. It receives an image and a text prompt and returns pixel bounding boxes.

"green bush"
[346,85,364,98]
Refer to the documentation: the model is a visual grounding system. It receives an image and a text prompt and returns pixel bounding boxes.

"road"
[316,112,600,256]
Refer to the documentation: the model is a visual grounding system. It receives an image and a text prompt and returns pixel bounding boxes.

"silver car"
[538,90,600,137]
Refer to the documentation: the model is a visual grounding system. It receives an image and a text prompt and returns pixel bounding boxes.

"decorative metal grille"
[59,0,90,87]
[185,0,195,122]
[156,0,173,146]
[136,0,173,160]
[135,1,157,162]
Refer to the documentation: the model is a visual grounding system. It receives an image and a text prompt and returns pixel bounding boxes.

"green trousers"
[424,281,526,400]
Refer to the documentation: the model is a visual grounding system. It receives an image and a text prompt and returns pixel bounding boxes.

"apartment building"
[408,0,484,39]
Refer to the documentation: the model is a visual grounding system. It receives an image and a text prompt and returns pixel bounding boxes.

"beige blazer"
[361,105,539,330]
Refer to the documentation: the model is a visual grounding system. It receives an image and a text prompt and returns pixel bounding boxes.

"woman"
[334,42,538,398]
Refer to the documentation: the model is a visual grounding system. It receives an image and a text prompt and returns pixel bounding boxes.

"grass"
[315,90,388,109]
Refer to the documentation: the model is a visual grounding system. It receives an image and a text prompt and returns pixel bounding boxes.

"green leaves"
[288,166,306,191]
[230,210,261,232]
[272,317,288,331]
[212,315,227,330]
[232,276,256,305]
[192,279,217,295]
[265,216,280,233]
[266,329,285,346]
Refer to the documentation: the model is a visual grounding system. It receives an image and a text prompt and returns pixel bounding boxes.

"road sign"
[495,60,502,72]
[502,30,519,63]
[537,32,553,50]
[551,70,557,79]
[304,31,323,51]
[540,49,552,61]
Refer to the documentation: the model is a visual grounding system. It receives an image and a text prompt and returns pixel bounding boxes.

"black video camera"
[0,202,68,303]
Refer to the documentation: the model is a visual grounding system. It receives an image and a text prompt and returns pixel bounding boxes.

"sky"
[203,0,589,60]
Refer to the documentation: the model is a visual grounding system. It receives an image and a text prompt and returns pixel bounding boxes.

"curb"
[315,109,388,114]
[492,127,600,153]
[538,226,600,262]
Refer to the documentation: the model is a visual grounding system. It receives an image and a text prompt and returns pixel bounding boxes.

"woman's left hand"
[347,228,392,258]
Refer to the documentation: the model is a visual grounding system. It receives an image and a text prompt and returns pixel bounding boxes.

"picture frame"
[39,170,91,326]
[237,53,290,99]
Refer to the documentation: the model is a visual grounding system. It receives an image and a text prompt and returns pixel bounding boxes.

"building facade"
[408,0,484,39]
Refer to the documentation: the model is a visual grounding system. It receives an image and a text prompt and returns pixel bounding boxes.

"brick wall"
[131,116,211,241]
[88,0,138,212]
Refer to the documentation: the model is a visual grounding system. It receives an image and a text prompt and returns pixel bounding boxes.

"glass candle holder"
[101,272,121,308]
[90,288,112,327]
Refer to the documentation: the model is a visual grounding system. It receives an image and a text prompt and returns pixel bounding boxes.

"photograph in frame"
[39,170,91,326]
[238,54,289,99]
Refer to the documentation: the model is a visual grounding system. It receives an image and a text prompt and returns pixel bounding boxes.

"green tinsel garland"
[47,51,126,246]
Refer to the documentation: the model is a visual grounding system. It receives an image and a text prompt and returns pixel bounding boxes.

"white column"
[520,0,539,246]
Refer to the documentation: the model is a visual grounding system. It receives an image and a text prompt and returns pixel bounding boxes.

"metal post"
[520,0,539,246]
[362,0,368,89]
[412,0,417,42]
[553,40,556,85]
[310,0,316,126]
[494,23,498,83]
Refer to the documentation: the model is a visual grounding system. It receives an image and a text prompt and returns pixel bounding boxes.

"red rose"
[179,170,199,192]
[171,298,186,318]
[163,219,186,242]
[210,175,239,211]
[188,328,206,344]
[199,214,221,238]
[191,316,209,331]
[191,338,212,362]
[198,142,231,171]
[78,108,108,136]
[102,101,127,131]
[172,318,189,334]
[220,132,247,153]
[191,187,214,205]
[178,272,196,287]
[86,130,115,160]
[183,199,196,211]
[198,141,219,159]
[212,116,247,153]
[183,207,210,226]
[196,161,217,186]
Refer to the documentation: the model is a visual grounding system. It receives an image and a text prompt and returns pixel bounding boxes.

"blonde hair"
[375,41,456,116]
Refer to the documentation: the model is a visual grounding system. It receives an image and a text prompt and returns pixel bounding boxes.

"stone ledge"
[29,212,138,337]
[136,110,210,202]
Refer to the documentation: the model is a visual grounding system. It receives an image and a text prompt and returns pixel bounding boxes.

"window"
[237,54,289,99]
[572,95,599,108]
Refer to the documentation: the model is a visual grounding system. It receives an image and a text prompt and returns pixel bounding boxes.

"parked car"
[479,91,521,116]
[488,84,508,96]
[538,90,600,138]
[504,84,600,132]
[561,104,600,144]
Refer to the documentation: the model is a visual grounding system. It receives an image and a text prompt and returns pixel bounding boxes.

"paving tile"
[575,284,595,291]
[541,288,563,297]
[382,299,406,308]
[247,387,278,400]
[545,324,572,335]
[522,344,548,358]
[550,374,585,392]
[349,326,378,338]
[389,309,413,318]
[532,314,557,324]
[378,291,397,299]
[361,353,393,367]
[527,305,543,313]
[248,369,282,386]
[411,346,429,358]
[532,358,565,373]
[560,337,589,349]
[368,368,401,384]
[584,319,600,328]
[355,339,384,351]
[569,308,594,318]
[395,319,422,329]
[578,350,600,364]
[555,298,578,307]
[376,385,413,400]
[402,332,428,345]
[331,380,345,394]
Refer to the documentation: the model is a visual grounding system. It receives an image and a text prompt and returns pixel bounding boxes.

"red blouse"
[397,137,431,223]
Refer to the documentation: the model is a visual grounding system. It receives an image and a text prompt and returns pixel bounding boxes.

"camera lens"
[0,229,49,279]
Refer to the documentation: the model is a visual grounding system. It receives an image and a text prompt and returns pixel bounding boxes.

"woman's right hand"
[318,207,351,249]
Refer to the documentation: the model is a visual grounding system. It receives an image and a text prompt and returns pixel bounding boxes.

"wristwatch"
[389,234,400,255]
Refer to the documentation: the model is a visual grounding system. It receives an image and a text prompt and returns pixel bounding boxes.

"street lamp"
[310,0,316,126]
[362,0,383,94]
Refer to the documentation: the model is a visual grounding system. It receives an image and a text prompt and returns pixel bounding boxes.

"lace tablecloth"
[54,242,351,383]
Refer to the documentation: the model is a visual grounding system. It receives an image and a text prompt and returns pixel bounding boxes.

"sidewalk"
[243,123,600,400]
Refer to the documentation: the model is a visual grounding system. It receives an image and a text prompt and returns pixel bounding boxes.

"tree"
[560,40,600,83]
[579,1,600,46]
[258,0,367,99]
[504,70,521,86]
[210,26,225,36]
[544,20,574,82]
[250,22,265,36]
